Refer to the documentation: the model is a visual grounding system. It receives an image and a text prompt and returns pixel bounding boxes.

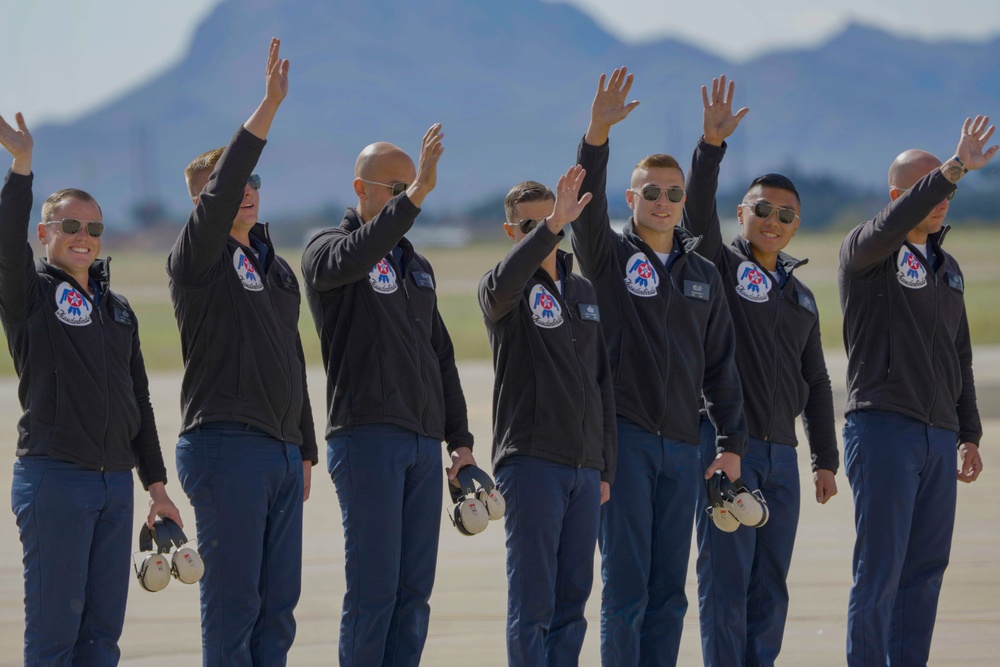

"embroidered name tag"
[413,271,435,289]
[280,273,298,290]
[684,280,710,300]
[578,303,600,321]
[797,291,817,315]
[946,272,964,293]
[112,305,134,326]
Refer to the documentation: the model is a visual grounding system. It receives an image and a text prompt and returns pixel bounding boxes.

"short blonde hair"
[631,154,683,188]
[41,189,102,222]
[184,147,225,199]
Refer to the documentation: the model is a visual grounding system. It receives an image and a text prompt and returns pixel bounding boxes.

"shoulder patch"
[529,284,563,328]
[734,261,772,303]
[896,249,927,289]
[624,252,659,297]
[54,282,92,326]
[233,249,264,292]
[368,258,398,294]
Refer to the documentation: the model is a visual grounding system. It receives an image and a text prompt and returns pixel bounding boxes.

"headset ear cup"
[171,546,205,584]
[455,498,489,535]
[478,488,506,521]
[138,554,172,592]
[709,506,741,532]
[728,490,767,528]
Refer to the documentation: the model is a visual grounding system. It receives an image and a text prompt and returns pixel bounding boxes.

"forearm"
[480,226,561,322]
[682,139,726,261]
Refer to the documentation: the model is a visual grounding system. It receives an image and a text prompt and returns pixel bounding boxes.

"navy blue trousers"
[695,420,800,667]
[177,424,304,667]
[327,423,442,667]
[495,456,601,667]
[844,410,957,667]
[12,456,133,666]
[599,417,702,667]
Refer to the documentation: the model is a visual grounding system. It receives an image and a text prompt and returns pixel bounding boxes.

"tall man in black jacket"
[839,116,994,666]
[685,77,839,667]
[0,111,183,664]
[167,39,317,666]
[480,168,616,666]
[571,68,747,666]
[301,124,475,666]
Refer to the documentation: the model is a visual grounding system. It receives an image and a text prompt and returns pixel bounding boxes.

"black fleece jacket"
[839,169,981,444]
[684,140,839,472]
[479,225,616,483]
[572,138,748,455]
[167,127,317,463]
[0,170,166,488]
[300,197,473,452]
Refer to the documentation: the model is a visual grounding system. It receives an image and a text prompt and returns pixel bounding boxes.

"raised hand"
[408,123,445,207]
[954,115,998,172]
[264,37,290,105]
[0,112,33,175]
[546,164,593,232]
[702,75,749,147]
[585,67,640,146]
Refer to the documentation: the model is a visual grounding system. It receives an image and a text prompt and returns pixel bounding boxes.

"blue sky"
[4,0,999,126]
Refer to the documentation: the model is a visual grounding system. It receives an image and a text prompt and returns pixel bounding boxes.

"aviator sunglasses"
[633,185,685,203]
[742,201,800,225]
[247,174,261,190]
[505,218,541,234]
[44,218,105,238]
[361,179,409,196]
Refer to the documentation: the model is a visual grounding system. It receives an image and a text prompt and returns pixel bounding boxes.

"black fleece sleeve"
[571,138,619,280]
[295,333,319,464]
[682,139,727,264]
[955,303,983,446]
[167,127,266,287]
[701,272,749,456]
[301,197,419,292]
[799,309,839,472]
[128,310,168,489]
[597,326,618,485]
[479,224,563,324]
[0,171,41,322]
[840,170,956,277]
[429,275,474,453]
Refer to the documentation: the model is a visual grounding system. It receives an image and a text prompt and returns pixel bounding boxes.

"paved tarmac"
[0,349,997,666]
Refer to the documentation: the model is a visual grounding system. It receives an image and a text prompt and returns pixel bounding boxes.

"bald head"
[888,149,942,190]
[354,142,413,180]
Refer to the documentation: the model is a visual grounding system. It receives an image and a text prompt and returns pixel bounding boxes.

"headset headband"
[452,465,497,503]
[139,518,190,554]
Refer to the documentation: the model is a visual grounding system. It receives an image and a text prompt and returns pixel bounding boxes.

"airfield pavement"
[0,349,997,666]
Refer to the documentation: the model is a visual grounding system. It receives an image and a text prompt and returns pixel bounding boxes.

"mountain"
[24,0,1000,226]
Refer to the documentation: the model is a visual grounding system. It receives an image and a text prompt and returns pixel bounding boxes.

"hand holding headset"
[448,465,506,536]
[705,471,769,532]
[133,517,205,592]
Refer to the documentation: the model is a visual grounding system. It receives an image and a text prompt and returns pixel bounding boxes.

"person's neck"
[230,227,252,247]
[749,245,780,272]
[906,229,929,246]
[635,225,675,255]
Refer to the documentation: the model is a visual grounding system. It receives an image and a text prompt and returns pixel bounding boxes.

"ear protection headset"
[448,465,506,536]
[134,518,205,592]
[705,471,769,531]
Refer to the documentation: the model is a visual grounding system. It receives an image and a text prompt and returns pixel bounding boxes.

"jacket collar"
[731,235,809,275]
[622,219,703,258]
[37,257,111,295]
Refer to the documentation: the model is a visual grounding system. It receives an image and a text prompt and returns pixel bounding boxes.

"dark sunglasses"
[891,185,955,202]
[44,218,105,238]
[362,179,409,196]
[743,201,800,225]
[506,218,541,234]
[248,174,261,190]
[634,185,685,203]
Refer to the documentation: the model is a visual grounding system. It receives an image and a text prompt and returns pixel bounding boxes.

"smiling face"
[738,185,801,269]
[38,197,103,285]
[627,165,686,252]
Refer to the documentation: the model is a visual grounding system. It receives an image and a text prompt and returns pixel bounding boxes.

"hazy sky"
[4,0,999,126]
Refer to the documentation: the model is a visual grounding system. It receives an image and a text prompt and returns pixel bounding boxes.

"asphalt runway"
[0,350,997,666]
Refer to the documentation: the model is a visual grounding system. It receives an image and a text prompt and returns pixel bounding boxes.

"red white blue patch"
[735,261,771,303]
[896,249,927,289]
[624,252,658,297]
[233,249,263,292]
[368,258,398,294]
[529,284,563,328]
[54,282,92,326]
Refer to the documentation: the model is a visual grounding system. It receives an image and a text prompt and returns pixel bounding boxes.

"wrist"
[940,157,966,184]
[703,133,724,147]
[584,122,611,147]
[148,481,167,499]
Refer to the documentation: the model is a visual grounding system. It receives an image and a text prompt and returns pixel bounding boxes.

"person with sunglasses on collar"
[570,68,748,667]
[301,123,475,666]
[0,110,184,664]
[839,117,994,667]
[480,168,616,666]
[680,76,839,667]
[166,38,317,665]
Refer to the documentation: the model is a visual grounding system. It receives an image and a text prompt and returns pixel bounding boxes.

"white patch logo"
[624,252,658,297]
[54,282,92,326]
[896,249,927,289]
[368,258,398,294]
[233,250,263,292]
[735,261,772,303]
[529,284,563,328]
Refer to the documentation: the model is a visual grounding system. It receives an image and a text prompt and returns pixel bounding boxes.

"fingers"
[15,112,30,135]
[735,107,750,122]
[701,85,710,109]
[267,37,279,73]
